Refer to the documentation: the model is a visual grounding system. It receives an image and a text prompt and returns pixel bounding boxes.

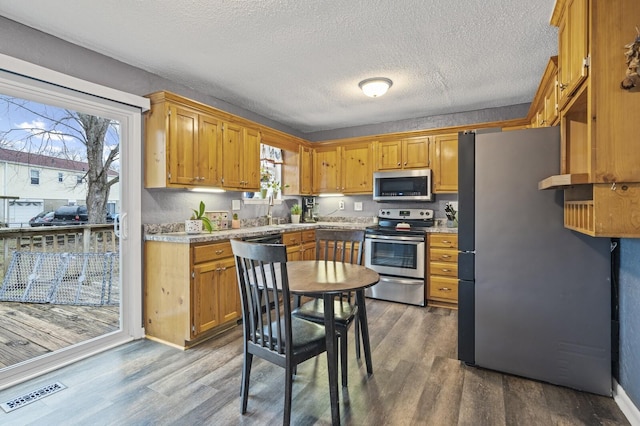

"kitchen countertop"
[144,221,457,244]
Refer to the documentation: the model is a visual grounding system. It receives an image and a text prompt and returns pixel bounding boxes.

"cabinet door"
[433,134,458,193]
[378,140,403,170]
[193,261,221,336]
[300,146,314,194]
[221,122,244,189]
[198,114,222,186]
[558,0,588,107]
[543,77,559,126]
[314,146,340,193]
[403,137,430,169]
[168,105,199,185]
[342,142,373,193]
[243,127,261,190]
[301,241,317,260]
[217,257,240,324]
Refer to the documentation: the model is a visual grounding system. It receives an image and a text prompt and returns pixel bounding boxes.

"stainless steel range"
[364,208,434,306]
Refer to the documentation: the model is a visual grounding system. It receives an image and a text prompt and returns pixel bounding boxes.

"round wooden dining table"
[286,260,379,425]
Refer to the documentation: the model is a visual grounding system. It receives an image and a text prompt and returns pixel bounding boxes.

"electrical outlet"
[339,200,345,210]
[354,202,363,211]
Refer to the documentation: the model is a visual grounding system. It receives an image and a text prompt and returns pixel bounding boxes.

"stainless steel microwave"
[373,169,432,202]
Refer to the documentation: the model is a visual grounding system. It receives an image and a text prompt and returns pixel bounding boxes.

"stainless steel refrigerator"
[457,126,612,396]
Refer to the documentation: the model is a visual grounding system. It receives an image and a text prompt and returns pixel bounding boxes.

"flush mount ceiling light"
[358,77,393,98]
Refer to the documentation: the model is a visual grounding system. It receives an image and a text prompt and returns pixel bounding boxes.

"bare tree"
[0,96,119,223]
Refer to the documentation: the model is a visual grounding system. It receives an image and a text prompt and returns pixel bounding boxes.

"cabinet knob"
[559,83,568,91]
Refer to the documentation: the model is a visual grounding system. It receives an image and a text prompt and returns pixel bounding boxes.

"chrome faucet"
[267,195,274,225]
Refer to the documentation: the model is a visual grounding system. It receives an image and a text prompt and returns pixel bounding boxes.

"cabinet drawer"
[283,232,302,246]
[430,234,458,249]
[429,261,458,277]
[301,230,316,242]
[429,248,458,263]
[193,241,232,264]
[428,276,458,301]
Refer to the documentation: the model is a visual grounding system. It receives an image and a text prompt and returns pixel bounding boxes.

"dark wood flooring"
[0,300,629,425]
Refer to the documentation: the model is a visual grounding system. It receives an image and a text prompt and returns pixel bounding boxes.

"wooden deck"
[0,301,119,368]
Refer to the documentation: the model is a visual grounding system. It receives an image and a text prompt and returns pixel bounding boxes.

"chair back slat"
[231,239,290,356]
[315,229,365,265]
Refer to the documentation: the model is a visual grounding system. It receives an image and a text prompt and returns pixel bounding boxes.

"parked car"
[51,205,88,226]
[29,211,54,227]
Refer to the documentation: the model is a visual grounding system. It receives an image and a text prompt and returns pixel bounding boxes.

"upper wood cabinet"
[341,142,374,193]
[144,91,259,191]
[314,143,374,194]
[221,123,260,190]
[540,0,640,237]
[377,136,430,170]
[529,57,559,128]
[282,145,314,195]
[431,133,458,193]
[556,0,588,109]
[145,95,222,188]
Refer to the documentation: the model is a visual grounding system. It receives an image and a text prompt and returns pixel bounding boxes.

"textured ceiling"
[0,0,558,134]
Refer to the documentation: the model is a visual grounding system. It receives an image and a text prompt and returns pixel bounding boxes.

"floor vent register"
[1,382,66,413]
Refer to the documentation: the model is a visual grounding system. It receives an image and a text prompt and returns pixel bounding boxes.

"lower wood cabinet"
[283,230,316,260]
[144,240,240,348]
[427,233,459,308]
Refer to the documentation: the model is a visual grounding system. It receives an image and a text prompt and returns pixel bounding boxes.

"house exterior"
[0,147,119,227]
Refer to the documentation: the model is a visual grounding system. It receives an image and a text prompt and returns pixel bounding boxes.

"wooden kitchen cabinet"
[313,143,373,194]
[220,123,260,190]
[144,93,222,188]
[283,230,316,261]
[377,136,430,170]
[283,145,314,195]
[539,0,640,237]
[555,0,588,110]
[144,91,259,191]
[144,240,240,348]
[431,133,458,193]
[427,233,458,309]
[529,57,559,128]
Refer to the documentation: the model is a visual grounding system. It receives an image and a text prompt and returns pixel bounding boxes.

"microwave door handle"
[366,235,424,243]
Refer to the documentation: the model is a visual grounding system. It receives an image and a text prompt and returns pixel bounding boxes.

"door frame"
[0,54,148,389]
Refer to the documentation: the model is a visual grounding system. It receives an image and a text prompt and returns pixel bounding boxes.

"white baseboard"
[614,379,640,426]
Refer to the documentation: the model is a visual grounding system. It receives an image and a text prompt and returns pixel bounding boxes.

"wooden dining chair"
[292,228,365,387]
[230,239,328,426]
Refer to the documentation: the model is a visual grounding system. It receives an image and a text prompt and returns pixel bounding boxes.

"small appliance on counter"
[301,196,318,222]
[364,208,434,306]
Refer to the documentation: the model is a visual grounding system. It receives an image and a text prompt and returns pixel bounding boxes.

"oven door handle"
[366,234,425,243]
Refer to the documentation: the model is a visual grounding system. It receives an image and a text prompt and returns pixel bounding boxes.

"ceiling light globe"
[359,77,393,97]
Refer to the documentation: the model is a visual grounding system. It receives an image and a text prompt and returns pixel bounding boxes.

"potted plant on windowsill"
[185,201,213,234]
[290,204,302,224]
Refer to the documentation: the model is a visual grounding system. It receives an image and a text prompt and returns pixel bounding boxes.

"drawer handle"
[438,287,451,292]
[215,250,224,255]
[442,240,451,244]
[441,255,451,258]
[441,269,451,272]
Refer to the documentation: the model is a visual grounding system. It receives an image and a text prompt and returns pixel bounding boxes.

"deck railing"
[0,224,119,279]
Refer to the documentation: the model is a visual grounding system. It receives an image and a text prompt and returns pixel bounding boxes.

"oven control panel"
[378,208,434,220]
